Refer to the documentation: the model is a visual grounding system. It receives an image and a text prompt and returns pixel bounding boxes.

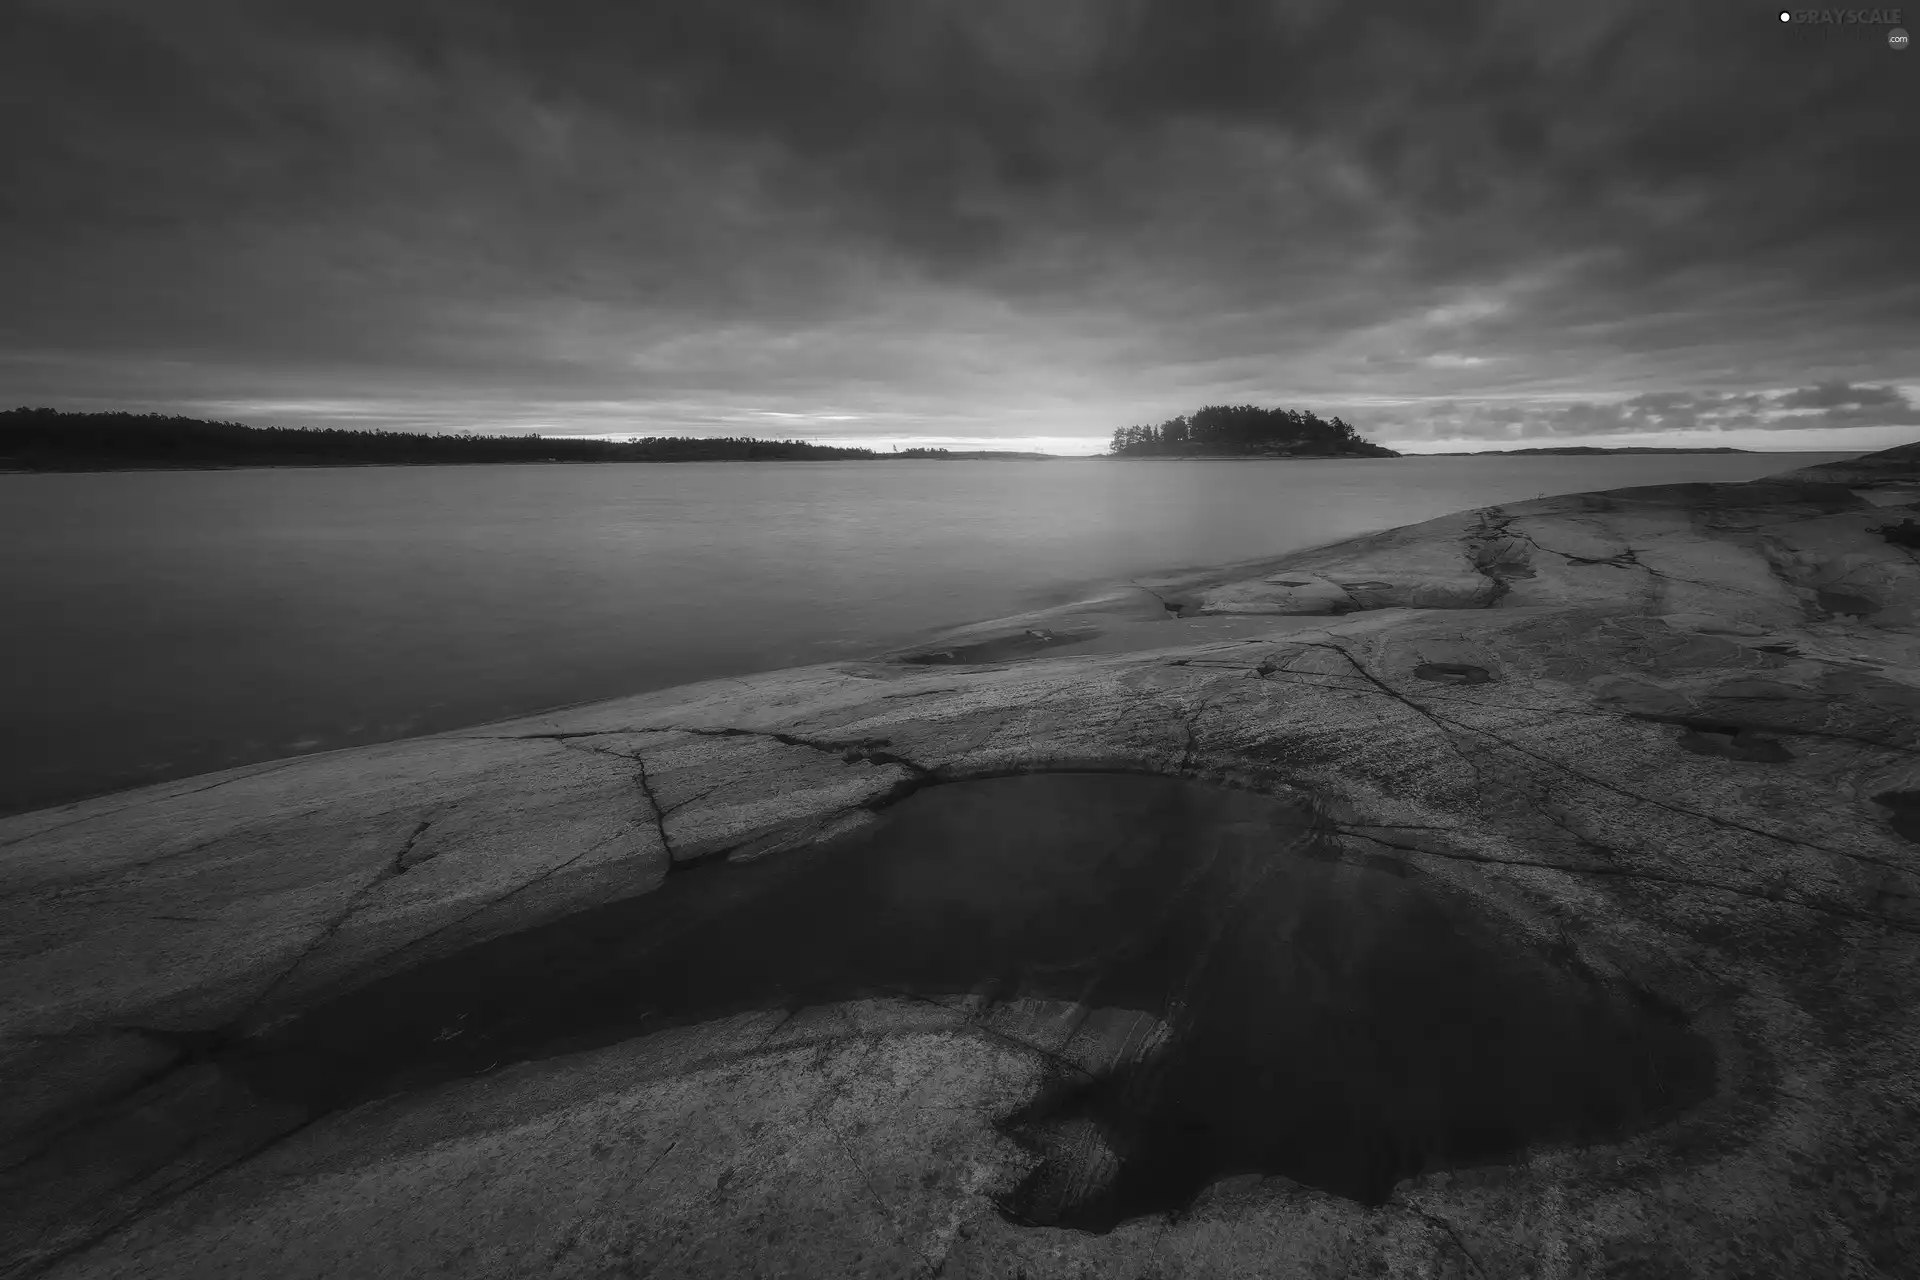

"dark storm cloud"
[3,0,1915,446]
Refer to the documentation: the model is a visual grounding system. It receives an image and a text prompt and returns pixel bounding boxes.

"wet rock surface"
[3,442,1918,1278]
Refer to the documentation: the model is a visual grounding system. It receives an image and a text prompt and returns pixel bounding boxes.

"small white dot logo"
[1779,9,1792,20]
[1892,27,1911,49]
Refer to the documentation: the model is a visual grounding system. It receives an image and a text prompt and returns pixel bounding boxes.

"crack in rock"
[673,725,936,777]
[390,816,438,875]
[630,747,678,864]
[238,822,429,1019]
[1129,579,1187,616]
[1456,507,1585,606]
[1292,641,1915,887]
[1337,830,1919,934]
[1407,1206,1491,1279]
[6,1112,324,1280]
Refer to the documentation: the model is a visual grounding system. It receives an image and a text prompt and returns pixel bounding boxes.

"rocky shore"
[2,443,1916,1279]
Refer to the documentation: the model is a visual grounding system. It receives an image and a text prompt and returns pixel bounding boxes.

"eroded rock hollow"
[230,773,1715,1231]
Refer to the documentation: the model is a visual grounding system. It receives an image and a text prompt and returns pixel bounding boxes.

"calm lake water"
[0,452,1856,816]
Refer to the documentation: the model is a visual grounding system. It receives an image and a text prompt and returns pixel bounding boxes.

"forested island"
[1107,405,1399,458]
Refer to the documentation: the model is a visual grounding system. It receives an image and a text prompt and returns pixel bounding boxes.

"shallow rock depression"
[229,773,1715,1232]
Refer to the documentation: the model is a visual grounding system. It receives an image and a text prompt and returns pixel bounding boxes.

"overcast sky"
[5,0,1916,453]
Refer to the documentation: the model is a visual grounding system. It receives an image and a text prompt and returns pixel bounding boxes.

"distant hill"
[1108,405,1399,458]
[1429,446,1755,456]
[0,408,891,469]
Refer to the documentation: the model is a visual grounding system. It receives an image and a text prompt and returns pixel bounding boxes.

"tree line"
[1109,405,1398,457]
[0,409,883,468]
[0,406,1399,469]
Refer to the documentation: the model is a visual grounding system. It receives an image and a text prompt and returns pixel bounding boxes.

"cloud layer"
[4,0,1915,450]
[1363,381,1920,451]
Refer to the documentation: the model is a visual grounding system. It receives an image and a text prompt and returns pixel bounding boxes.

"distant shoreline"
[6,409,1869,471]
[1421,445,1757,456]
[0,447,1869,475]
[0,454,1072,474]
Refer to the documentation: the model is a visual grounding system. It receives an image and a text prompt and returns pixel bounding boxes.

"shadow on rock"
[223,774,1716,1232]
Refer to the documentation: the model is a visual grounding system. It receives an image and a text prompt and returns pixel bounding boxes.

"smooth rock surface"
[3,444,1918,1278]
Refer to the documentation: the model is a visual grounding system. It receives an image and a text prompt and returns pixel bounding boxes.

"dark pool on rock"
[1413,661,1494,685]
[1873,789,1920,843]
[1676,723,1796,763]
[225,774,1715,1231]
